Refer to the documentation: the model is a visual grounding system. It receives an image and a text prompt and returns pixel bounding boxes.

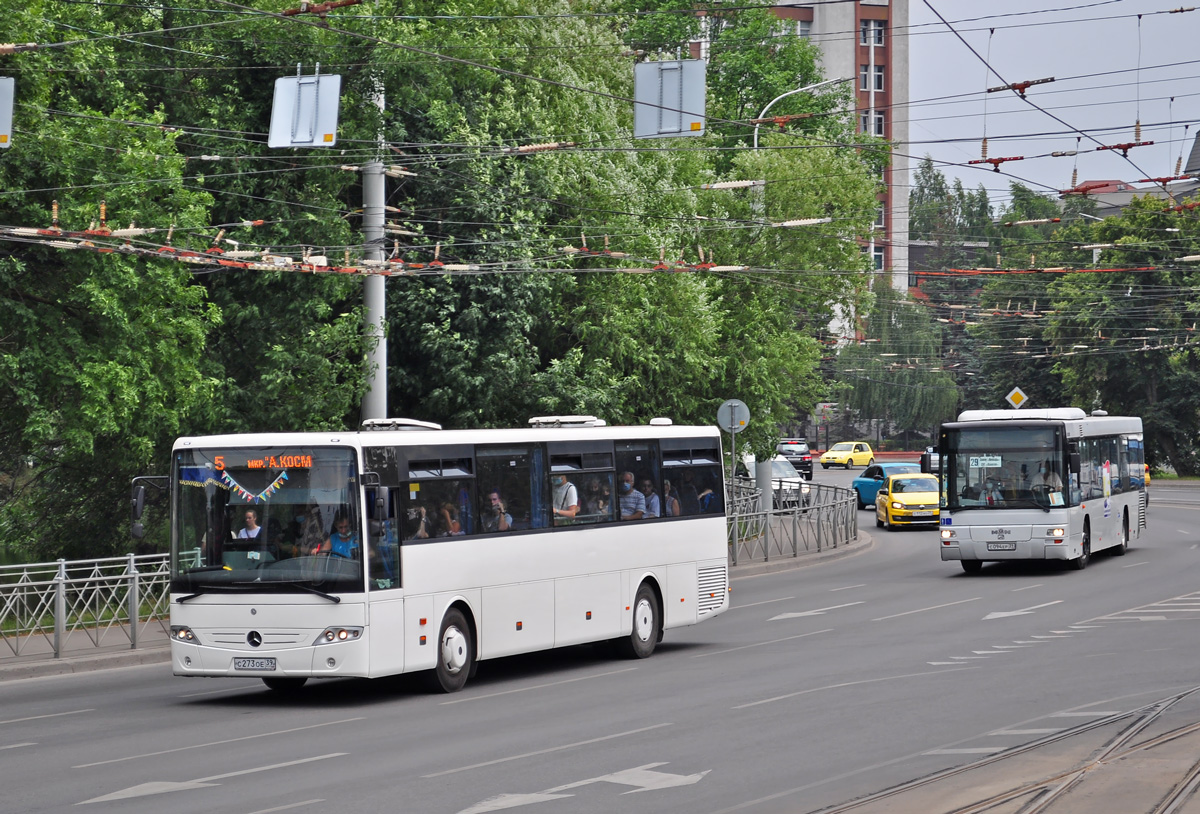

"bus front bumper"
[171,634,370,679]
[940,526,1078,562]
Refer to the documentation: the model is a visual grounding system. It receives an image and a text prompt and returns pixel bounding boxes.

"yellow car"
[875,473,940,530]
[819,441,874,469]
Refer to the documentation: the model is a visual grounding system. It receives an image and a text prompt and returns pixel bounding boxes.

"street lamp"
[753,77,851,149]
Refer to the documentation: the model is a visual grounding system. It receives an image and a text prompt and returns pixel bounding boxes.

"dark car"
[851,462,922,510]
[776,438,813,479]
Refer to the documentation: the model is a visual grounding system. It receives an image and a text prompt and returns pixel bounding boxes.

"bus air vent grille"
[697,565,727,615]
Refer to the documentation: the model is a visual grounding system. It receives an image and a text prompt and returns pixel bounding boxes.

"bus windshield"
[171,446,363,594]
[944,426,1066,511]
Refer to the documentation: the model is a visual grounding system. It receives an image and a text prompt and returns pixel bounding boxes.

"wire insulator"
[1135,120,1142,142]
[981,138,988,160]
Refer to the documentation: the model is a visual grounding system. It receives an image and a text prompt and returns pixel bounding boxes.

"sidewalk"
[0,532,873,682]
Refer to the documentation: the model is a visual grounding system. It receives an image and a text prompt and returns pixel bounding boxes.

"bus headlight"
[171,625,199,643]
[1047,528,1065,537]
[313,626,363,645]
[941,529,956,545]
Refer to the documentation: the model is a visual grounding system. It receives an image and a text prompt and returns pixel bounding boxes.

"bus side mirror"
[1069,452,1081,475]
[131,484,146,522]
[919,452,931,474]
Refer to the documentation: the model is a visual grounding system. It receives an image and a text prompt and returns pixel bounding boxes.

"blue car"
[852,462,922,509]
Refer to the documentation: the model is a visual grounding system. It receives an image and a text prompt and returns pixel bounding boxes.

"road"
[3,467,1200,814]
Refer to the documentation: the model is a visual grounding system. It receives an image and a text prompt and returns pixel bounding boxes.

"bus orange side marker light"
[586,612,592,620]
[419,618,427,626]
[516,621,523,631]
[680,598,685,602]
[420,636,426,645]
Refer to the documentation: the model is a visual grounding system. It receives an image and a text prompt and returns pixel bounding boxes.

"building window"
[860,111,885,136]
[860,19,885,46]
[859,65,869,91]
[874,65,885,91]
[874,205,886,229]
[873,246,885,270]
[796,19,811,38]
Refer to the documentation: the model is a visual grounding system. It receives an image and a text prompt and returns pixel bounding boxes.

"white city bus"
[938,408,1147,573]
[161,417,730,691]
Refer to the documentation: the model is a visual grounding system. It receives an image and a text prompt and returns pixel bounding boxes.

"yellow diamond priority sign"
[1006,387,1028,409]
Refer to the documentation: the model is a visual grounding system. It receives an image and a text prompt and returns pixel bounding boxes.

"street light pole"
[753,76,851,149]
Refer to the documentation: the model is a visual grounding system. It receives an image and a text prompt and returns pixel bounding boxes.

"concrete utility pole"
[361,90,387,422]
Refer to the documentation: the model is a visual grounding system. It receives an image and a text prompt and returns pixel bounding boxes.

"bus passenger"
[238,509,261,539]
[439,502,463,536]
[551,475,580,524]
[618,471,645,521]
[406,504,434,539]
[581,477,605,517]
[662,479,681,517]
[482,489,512,532]
[640,477,661,518]
[316,511,359,558]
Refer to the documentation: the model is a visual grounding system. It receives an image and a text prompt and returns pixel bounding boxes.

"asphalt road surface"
[3,469,1199,814]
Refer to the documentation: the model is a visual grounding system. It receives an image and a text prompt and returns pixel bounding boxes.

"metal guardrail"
[0,554,173,660]
[727,482,858,565]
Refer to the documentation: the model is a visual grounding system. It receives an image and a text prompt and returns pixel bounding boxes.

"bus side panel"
[481,581,555,659]
[367,594,405,678]
[403,594,436,673]
[555,573,622,647]
[665,563,698,629]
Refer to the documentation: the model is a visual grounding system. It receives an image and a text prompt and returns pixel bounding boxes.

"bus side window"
[476,445,543,532]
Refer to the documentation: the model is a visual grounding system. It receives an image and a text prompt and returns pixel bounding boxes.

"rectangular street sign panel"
[634,60,706,139]
[268,71,342,148]
[0,78,14,149]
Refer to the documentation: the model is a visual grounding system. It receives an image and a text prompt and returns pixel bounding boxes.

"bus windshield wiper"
[177,583,256,603]
[233,580,341,603]
[184,565,230,574]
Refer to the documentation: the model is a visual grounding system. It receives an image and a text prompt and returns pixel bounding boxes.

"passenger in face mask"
[618,471,645,521]
[983,478,1004,505]
[1036,461,1064,490]
[551,474,580,524]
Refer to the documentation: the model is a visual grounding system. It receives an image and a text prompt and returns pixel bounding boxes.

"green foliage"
[0,0,883,559]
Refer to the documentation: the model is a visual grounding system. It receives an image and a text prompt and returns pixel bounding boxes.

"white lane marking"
[989,645,1029,649]
[459,763,709,813]
[731,596,794,610]
[178,686,255,698]
[871,597,980,622]
[423,724,673,778]
[770,602,864,620]
[73,718,364,768]
[440,668,637,705]
[948,656,989,660]
[1051,711,1124,717]
[733,667,976,710]
[1122,562,1149,568]
[1192,544,1198,550]
[1,742,35,750]
[989,729,1061,735]
[1069,625,1102,629]
[1111,608,1200,613]
[1013,640,1049,644]
[79,755,346,804]
[1011,583,1043,592]
[927,662,961,665]
[924,747,1005,755]
[830,584,867,592]
[245,801,326,814]
[1181,530,1192,535]
[983,600,1063,621]
[972,651,1009,655]
[694,629,832,658]
[0,709,93,726]
[1050,630,1076,634]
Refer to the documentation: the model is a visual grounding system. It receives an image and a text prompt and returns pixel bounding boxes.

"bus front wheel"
[430,608,474,693]
[1114,513,1129,556]
[961,560,982,574]
[1071,524,1091,570]
[619,582,660,659]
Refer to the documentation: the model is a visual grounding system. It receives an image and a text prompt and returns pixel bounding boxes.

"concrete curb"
[730,531,875,579]
[1,532,877,681]
[0,645,171,682]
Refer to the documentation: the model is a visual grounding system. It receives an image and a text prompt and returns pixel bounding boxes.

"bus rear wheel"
[619,582,660,659]
[961,560,983,574]
[429,608,474,693]
[262,677,307,693]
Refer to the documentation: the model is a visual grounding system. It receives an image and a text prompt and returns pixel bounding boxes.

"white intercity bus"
[937,408,1147,573]
[155,416,730,692]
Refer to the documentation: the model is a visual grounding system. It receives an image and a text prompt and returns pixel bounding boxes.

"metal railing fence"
[727,482,858,565]
[0,554,173,660]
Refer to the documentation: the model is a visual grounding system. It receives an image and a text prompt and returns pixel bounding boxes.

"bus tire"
[1114,513,1129,556]
[619,582,660,659]
[262,677,307,693]
[1071,523,1091,570]
[429,608,473,693]
[961,560,982,574]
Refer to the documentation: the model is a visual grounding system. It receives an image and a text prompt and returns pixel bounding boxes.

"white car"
[737,455,811,509]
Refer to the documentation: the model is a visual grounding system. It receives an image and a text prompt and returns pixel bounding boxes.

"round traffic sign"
[718,399,750,434]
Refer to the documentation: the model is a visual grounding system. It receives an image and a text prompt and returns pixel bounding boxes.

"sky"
[906,0,1200,210]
